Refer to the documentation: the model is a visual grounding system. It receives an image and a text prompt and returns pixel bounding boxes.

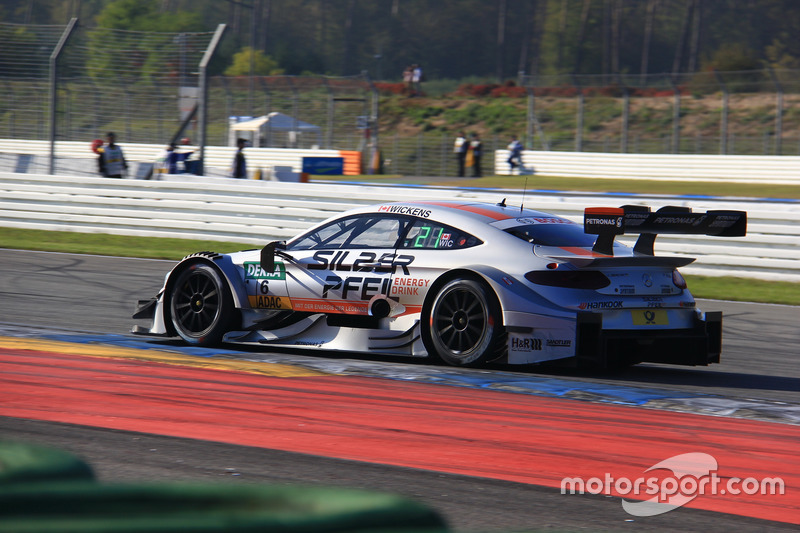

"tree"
[87,0,203,84]
[224,47,284,76]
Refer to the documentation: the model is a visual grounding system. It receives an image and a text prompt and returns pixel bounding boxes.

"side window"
[401,220,482,250]
[289,216,407,250]
[289,216,362,250]
[348,217,405,248]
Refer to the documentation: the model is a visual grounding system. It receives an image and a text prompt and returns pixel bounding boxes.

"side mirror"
[260,241,286,274]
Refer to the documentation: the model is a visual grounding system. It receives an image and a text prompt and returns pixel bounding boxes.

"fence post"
[198,24,227,176]
[417,131,423,176]
[571,75,584,152]
[48,17,78,175]
[440,133,447,177]
[617,74,629,154]
[324,78,334,149]
[364,71,380,173]
[768,68,784,155]
[668,75,681,154]
[713,69,729,155]
[258,77,272,145]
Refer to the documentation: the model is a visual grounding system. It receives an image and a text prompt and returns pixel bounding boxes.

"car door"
[284,214,412,316]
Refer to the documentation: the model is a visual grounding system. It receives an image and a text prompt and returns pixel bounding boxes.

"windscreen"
[505,222,598,247]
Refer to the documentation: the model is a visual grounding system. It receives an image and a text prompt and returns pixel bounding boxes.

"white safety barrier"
[1,171,797,282]
[0,139,345,179]
[494,150,800,184]
[3,139,800,184]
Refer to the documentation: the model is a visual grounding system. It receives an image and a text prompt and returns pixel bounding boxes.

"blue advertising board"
[302,157,344,175]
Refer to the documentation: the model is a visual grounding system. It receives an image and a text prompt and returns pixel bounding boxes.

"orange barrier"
[338,150,362,175]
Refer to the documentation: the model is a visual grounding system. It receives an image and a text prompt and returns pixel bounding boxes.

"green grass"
[1,228,247,260]
[2,228,797,305]
[313,174,800,199]
[684,275,799,306]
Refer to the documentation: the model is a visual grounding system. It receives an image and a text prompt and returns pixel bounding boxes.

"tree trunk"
[574,0,593,73]
[640,0,658,84]
[497,0,508,81]
[557,0,569,71]
[611,0,622,76]
[672,0,694,74]
[688,0,702,73]
[341,0,357,75]
[529,0,546,77]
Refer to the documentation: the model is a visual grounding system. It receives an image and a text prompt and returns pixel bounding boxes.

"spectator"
[402,65,414,96]
[454,131,468,177]
[167,143,193,174]
[412,64,423,96]
[232,138,247,179]
[90,139,105,176]
[469,132,483,178]
[100,132,127,178]
[154,143,194,177]
[153,145,170,177]
[507,135,523,172]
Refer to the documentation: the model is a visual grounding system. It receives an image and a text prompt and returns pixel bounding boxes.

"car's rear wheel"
[423,277,503,367]
[169,263,234,346]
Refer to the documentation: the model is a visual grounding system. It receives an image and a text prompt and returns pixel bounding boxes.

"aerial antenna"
[520,176,528,213]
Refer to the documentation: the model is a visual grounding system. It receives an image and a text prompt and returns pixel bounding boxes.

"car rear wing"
[584,205,747,256]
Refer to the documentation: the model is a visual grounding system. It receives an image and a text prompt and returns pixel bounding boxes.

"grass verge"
[313,174,800,199]
[2,228,797,305]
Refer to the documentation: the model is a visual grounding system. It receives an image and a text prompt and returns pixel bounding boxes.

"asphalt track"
[1,249,799,532]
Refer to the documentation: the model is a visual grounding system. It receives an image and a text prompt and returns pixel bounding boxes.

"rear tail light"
[672,269,687,289]
[525,270,610,289]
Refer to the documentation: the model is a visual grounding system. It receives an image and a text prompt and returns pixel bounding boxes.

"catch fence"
[3,21,800,177]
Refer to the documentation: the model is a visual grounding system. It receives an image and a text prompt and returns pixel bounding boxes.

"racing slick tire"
[422,277,504,367]
[168,262,235,346]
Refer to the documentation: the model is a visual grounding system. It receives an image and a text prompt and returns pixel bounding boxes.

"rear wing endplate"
[584,205,747,256]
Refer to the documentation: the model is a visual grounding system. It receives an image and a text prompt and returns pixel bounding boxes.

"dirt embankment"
[379,93,800,140]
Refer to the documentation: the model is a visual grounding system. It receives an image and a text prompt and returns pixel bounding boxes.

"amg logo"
[511,337,542,351]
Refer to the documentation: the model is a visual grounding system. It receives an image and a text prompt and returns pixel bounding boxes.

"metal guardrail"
[0,172,797,282]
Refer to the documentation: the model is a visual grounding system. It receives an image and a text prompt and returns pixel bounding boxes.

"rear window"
[505,223,598,247]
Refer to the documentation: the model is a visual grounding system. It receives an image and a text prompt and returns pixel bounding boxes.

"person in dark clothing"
[454,131,468,177]
[470,132,483,178]
[507,135,523,172]
[232,138,247,179]
[100,132,127,178]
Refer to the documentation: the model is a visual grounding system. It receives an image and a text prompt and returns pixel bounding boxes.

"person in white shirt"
[454,131,468,177]
[411,64,423,96]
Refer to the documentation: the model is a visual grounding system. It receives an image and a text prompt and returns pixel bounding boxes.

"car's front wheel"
[169,263,234,346]
[422,277,503,367]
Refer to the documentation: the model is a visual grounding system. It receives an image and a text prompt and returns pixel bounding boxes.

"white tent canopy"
[228,112,322,148]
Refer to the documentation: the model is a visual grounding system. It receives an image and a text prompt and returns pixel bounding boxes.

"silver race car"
[132,201,746,369]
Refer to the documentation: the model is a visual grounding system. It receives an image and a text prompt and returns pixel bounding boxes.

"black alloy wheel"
[424,277,502,366]
[169,263,234,345]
